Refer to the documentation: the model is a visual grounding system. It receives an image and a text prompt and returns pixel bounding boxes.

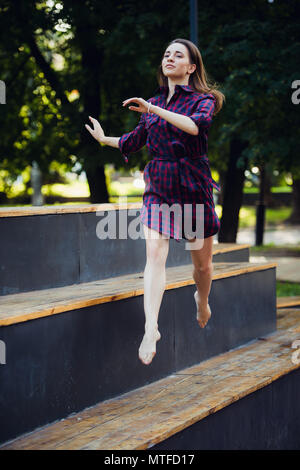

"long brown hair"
[157,38,225,115]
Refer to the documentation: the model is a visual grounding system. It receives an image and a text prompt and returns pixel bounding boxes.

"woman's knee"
[193,260,213,274]
[146,238,169,264]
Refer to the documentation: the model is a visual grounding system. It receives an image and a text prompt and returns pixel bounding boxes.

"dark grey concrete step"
[0,204,250,295]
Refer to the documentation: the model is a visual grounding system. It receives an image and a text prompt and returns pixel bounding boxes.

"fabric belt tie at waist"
[152,155,221,194]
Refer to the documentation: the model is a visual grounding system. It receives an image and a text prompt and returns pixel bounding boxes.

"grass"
[237,206,292,228]
[243,186,292,193]
[277,281,300,297]
[109,196,142,203]
[263,207,293,226]
[42,182,90,197]
[214,205,292,229]
[250,243,300,254]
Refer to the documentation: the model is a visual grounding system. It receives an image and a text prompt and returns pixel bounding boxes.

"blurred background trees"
[0,0,299,242]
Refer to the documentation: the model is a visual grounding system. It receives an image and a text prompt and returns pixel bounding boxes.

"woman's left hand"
[122,97,150,114]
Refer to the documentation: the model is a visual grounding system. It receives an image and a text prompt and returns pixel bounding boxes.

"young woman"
[85,38,225,366]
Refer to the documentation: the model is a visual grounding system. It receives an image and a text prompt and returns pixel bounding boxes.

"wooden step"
[277,296,300,308]
[212,242,250,256]
[212,242,250,263]
[0,203,142,217]
[0,261,277,445]
[1,307,298,450]
[0,261,276,327]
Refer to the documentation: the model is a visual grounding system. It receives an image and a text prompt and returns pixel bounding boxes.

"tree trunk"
[255,161,266,246]
[218,137,248,243]
[79,32,109,203]
[263,168,274,207]
[216,168,226,206]
[287,176,300,224]
[85,165,109,203]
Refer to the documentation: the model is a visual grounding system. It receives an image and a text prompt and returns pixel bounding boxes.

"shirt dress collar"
[153,84,194,96]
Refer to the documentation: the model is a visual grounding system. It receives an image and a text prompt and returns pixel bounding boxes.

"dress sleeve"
[118,112,147,163]
[189,94,216,132]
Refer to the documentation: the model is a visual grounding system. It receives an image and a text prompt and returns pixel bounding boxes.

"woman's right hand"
[85,116,105,143]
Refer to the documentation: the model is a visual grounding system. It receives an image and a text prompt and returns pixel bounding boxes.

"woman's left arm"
[151,95,216,136]
[122,95,216,136]
[151,105,199,135]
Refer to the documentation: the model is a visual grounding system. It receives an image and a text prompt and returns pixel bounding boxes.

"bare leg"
[189,235,214,328]
[139,224,169,365]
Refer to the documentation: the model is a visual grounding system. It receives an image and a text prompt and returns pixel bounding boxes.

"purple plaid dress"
[118,84,221,242]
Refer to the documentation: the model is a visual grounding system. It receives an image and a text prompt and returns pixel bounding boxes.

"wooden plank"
[0,203,139,217]
[0,261,277,327]
[212,243,250,254]
[0,203,142,218]
[277,296,300,308]
[1,307,298,450]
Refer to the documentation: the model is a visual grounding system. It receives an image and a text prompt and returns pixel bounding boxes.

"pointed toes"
[139,352,155,365]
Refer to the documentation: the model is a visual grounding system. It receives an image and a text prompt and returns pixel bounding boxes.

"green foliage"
[0,0,191,190]
[204,1,300,175]
[277,281,300,297]
[0,0,299,199]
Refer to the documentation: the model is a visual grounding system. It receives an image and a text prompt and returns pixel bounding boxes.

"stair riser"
[0,268,276,445]
[152,368,300,450]
[213,250,249,263]
[175,268,277,370]
[0,213,249,295]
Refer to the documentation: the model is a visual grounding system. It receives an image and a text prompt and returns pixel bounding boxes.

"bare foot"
[194,290,211,328]
[138,329,161,365]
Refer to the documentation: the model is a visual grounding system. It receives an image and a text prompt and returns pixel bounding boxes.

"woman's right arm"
[101,136,120,148]
[85,113,147,163]
[85,116,119,148]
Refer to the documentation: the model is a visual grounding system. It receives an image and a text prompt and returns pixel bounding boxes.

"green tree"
[201,0,300,241]
[0,0,191,202]
[1,0,299,244]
